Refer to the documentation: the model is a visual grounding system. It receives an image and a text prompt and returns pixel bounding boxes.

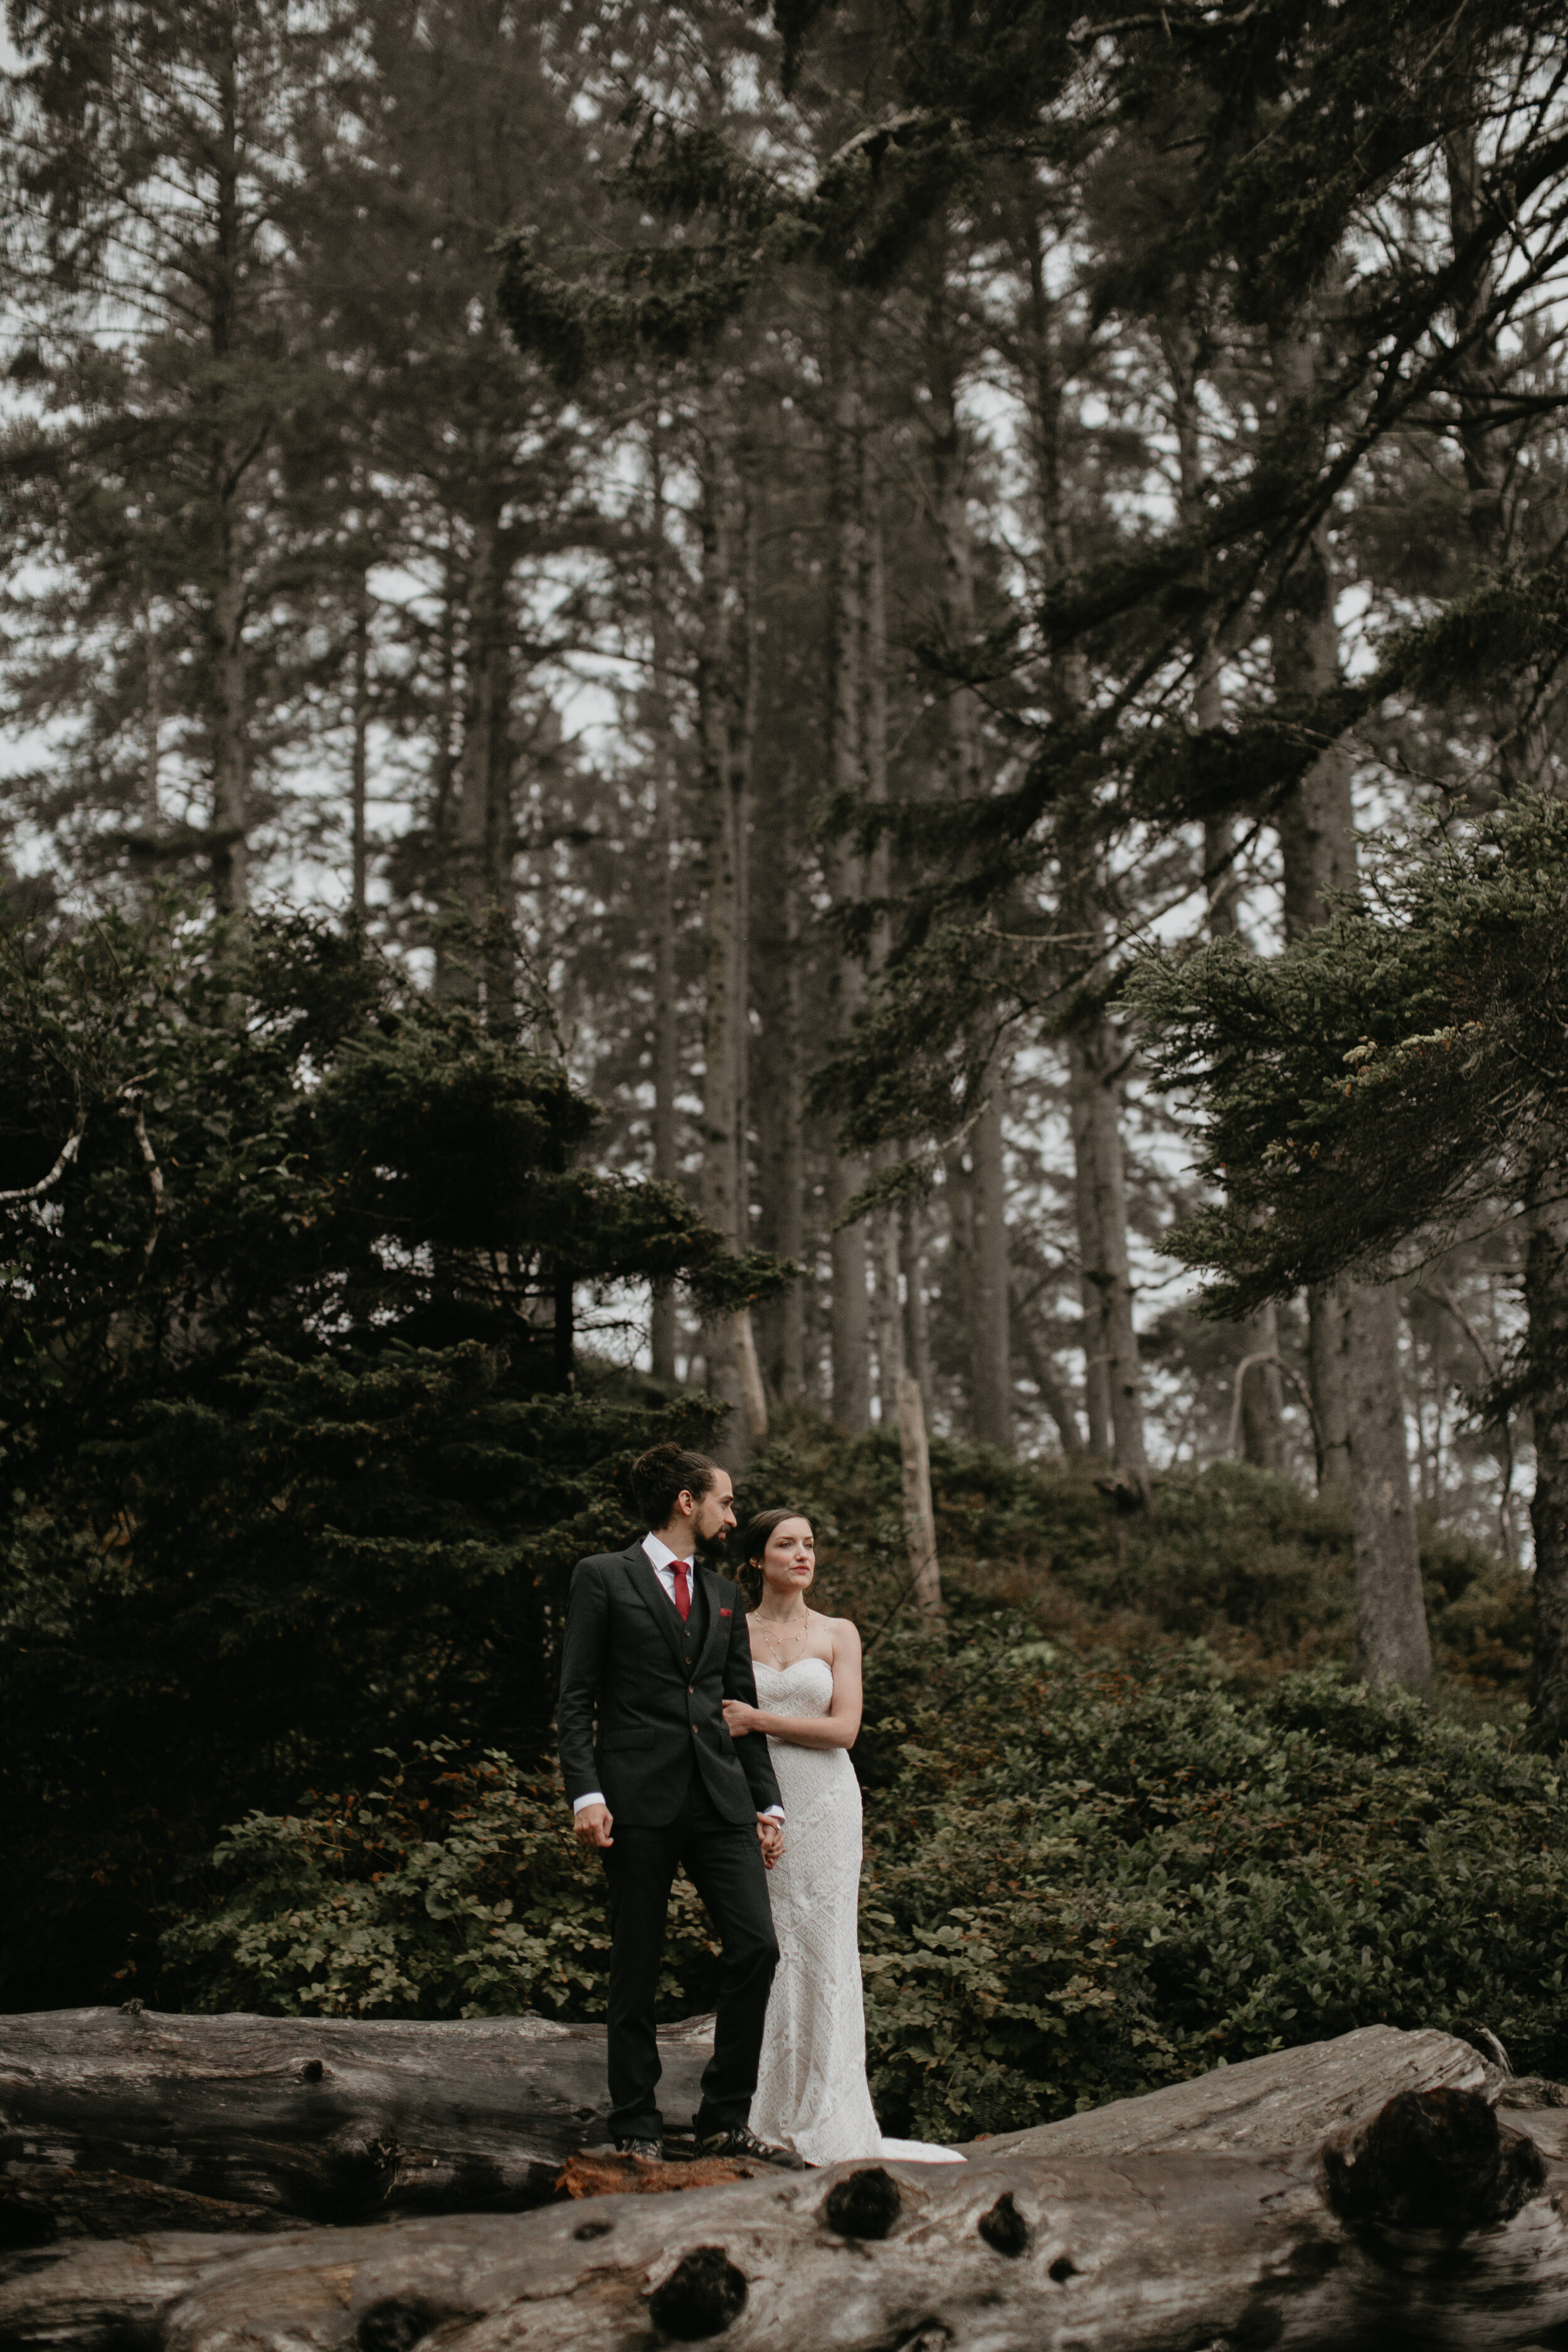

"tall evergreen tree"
[1,0,339,908]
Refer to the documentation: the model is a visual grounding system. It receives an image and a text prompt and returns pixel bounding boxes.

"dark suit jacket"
[558,1542,783,1828]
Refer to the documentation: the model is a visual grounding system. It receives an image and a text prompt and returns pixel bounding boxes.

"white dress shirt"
[573,1534,783,1818]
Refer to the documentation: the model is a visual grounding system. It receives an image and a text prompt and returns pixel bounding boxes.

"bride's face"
[758,1516,815,1601]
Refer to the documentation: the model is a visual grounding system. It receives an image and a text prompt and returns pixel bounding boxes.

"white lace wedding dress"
[746,1656,962,2167]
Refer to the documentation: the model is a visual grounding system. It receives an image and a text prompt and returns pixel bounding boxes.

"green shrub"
[857,1633,1568,2141]
[745,1424,1534,1704]
[170,1633,1568,2154]
[162,1741,719,2019]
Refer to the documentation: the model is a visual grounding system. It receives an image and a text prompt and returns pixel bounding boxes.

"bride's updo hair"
[736,1507,813,1606]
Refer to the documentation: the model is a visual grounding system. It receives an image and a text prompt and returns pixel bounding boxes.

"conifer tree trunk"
[1237,1318,1287,1475]
[140,586,162,828]
[776,1015,806,1402]
[695,395,755,1438]
[1065,999,1150,1495]
[925,282,1010,1448]
[1271,311,1429,1690]
[648,428,681,1381]
[1016,203,1136,1471]
[207,30,249,918]
[1069,1079,1113,1457]
[210,561,250,915]
[448,493,515,1015]
[430,551,461,999]
[827,306,870,1433]
[902,1200,933,1401]
[1306,1280,1354,1496]
[1167,316,1285,1471]
[349,568,371,919]
[859,448,919,1438]
[969,1091,1013,1448]
[696,417,743,1253]
[1063,939,1147,1472]
[752,831,805,1402]
[869,1157,905,1415]
[731,487,757,1251]
[1344,1283,1430,1688]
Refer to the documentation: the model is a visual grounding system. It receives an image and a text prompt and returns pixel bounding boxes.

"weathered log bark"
[0,2008,714,2236]
[9,2083,1568,2352]
[973,2021,1502,2161]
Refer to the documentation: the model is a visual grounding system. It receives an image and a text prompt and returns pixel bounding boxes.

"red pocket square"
[719,1607,732,1616]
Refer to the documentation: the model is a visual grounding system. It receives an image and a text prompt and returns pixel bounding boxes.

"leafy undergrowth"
[163,1422,1555,2142]
[857,1635,1567,2142]
[161,1739,718,2021]
[167,1641,1568,2146]
[741,1421,1532,1713]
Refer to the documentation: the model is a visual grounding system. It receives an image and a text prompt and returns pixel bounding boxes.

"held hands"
[758,1815,783,1870]
[722,1699,760,1737]
[573,1801,614,1850]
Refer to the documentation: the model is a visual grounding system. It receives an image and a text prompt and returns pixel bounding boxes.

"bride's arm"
[723,1621,864,1750]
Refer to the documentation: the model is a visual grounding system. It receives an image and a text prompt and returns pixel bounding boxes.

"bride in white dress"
[721,1508,961,2168]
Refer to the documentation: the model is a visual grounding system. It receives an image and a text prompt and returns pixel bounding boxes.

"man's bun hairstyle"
[630,1441,719,1530]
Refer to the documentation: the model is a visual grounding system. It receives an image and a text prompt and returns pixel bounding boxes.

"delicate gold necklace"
[752,1606,811,1665]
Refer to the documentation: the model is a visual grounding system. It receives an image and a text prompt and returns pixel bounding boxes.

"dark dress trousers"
[558,1541,783,2143]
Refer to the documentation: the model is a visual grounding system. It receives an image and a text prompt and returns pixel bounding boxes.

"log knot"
[647,2245,748,2341]
[356,2297,462,2352]
[977,2190,1030,2257]
[1323,2087,1547,2235]
[822,2166,902,2240]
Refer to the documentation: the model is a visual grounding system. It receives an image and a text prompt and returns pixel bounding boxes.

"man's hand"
[758,1815,783,1870]
[573,1801,614,1850]
[722,1699,759,1737]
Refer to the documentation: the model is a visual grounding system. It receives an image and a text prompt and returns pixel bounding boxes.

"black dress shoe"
[613,2137,663,2160]
[694,2124,807,2169]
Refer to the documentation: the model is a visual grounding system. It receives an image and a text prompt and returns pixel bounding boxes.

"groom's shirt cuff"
[573,1790,785,1820]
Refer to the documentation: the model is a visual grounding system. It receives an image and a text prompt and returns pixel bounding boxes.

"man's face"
[692,1471,737,1544]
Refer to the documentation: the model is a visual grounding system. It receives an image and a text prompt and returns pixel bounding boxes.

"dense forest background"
[5,0,1568,2089]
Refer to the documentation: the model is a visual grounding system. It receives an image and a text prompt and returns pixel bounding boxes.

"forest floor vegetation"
[161,1421,1562,2144]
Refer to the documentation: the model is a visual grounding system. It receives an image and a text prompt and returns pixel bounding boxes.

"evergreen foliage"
[1128,793,1568,1320]
[160,1739,719,2023]
[741,1425,1528,1703]
[859,1637,1568,2139]
[164,1623,1568,2141]
[493,1,1568,1198]
[0,901,781,2005]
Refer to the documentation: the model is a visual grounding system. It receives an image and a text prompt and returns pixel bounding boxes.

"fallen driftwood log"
[7,2022,1568,2348]
[969,2018,1537,2159]
[0,2005,715,2238]
[6,2079,1568,2351]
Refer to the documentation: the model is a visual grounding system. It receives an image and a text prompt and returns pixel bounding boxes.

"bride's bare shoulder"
[822,1611,862,1653]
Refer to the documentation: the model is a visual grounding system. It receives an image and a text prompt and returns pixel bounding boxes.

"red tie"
[672,1560,691,1622]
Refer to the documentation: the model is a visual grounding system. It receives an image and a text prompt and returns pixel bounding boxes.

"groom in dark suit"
[558,1443,802,2164]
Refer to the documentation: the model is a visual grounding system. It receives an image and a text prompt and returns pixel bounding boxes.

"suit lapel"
[695,1569,733,1677]
[622,1543,690,1678]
